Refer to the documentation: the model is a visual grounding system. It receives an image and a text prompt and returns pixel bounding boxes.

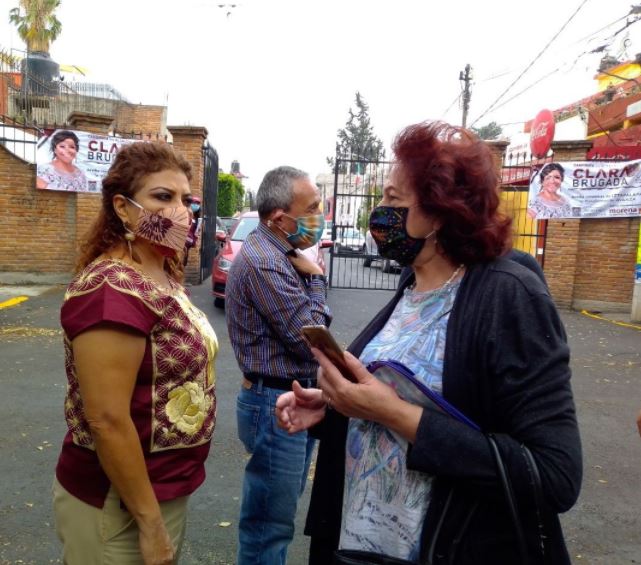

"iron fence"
[327,156,401,290]
[0,114,40,162]
[2,45,129,126]
[500,149,551,268]
[199,142,219,282]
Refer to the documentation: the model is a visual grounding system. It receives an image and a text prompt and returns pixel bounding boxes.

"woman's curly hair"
[392,121,512,264]
[76,141,192,281]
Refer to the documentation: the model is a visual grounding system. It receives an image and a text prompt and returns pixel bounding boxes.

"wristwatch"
[308,274,327,283]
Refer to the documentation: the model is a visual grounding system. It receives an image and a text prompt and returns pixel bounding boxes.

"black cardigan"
[305,258,582,564]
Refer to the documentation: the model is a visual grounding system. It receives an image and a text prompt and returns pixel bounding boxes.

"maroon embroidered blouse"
[56,258,218,508]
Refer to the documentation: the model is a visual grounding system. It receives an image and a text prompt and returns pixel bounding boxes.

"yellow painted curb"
[580,309,641,331]
[0,296,28,309]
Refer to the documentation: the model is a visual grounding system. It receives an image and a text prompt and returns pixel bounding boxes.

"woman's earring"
[123,224,136,259]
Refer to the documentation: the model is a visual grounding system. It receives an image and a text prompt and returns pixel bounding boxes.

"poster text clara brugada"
[36,129,138,193]
[528,160,641,220]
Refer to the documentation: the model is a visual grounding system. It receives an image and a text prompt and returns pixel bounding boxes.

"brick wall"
[544,140,637,311]
[115,104,167,136]
[489,138,637,312]
[0,110,212,285]
[0,146,76,279]
[544,220,581,308]
[573,217,639,310]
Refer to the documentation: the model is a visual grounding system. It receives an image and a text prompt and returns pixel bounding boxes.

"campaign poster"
[527,160,641,219]
[36,129,137,193]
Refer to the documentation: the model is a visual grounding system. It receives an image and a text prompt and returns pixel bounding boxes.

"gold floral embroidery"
[62,258,218,454]
[165,382,212,434]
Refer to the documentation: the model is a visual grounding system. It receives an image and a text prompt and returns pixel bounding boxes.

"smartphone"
[301,325,358,383]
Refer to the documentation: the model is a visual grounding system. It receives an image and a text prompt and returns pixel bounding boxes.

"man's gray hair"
[256,166,309,219]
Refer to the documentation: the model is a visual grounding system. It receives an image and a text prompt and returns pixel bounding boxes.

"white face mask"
[126,197,192,256]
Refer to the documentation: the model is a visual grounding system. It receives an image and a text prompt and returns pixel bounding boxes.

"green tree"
[9,0,62,54]
[328,91,386,174]
[357,183,383,233]
[472,121,503,140]
[217,172,244,217]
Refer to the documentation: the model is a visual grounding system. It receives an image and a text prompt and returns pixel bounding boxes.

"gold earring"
[123,224,135,259]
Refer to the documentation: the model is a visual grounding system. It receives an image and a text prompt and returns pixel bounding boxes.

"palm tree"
[8,0,62,54]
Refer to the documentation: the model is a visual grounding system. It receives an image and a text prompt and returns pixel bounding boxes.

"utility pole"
[459,64,473,128]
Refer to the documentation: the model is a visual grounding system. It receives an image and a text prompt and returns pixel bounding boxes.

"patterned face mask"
[369,206,435,266]
[126,197,192,256]
[279,213,325,250]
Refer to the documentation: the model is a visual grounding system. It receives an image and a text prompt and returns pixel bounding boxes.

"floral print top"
[56,258,218,507]
[339,280,461,561]
[528,193,573,219]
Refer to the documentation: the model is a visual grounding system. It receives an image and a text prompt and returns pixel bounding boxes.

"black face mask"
[368,206,435,266]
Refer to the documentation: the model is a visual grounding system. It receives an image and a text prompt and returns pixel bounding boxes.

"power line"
[573,13,629,44]
[469,0,589,128]
[482,47,592,116]
[486,68,562,116]
[440,92,462,118]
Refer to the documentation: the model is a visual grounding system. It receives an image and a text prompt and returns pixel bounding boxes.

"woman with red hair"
[277,122,581,564]
[52,141,218,564]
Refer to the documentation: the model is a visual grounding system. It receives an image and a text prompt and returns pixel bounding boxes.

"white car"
[334,228,366,254]
[320,220,333,245]
[364,230,401,272]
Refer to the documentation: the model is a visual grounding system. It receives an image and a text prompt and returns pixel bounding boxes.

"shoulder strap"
[487,433,530,564]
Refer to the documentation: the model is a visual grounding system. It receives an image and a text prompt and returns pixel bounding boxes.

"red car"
[212,211,328,308]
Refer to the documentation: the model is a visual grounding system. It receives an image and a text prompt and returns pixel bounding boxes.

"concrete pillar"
[67,111,114,133]
[486,140,508,175]
[168,126,208,284]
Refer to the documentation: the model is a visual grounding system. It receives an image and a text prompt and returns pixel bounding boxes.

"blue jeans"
[236,380,316,565]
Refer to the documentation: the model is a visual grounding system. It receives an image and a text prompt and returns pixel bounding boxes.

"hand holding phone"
[301,325,358,383]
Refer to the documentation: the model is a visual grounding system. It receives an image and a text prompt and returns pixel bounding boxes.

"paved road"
[0,279,640,564]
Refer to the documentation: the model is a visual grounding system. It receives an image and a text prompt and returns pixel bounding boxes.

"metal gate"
[199,142,219,282]
[500,150,550,268]
[327,157,399,289]
[326,149,549,289]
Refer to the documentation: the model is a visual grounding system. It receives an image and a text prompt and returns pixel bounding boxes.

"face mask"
[277,213,325,250]
[369,206,435,266]
[191,203,201,214]
[126,197,192,256]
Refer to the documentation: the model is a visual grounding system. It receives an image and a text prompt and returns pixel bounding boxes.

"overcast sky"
[2,0,641,191]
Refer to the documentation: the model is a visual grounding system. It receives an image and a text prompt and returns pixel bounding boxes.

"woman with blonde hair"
[53,141,218,564]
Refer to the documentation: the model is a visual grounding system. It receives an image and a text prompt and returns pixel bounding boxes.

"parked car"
[334,227,366,254]
[212,211,327,308]
[320,219,334,246]
[364,229,401,272]
[219,216,238,234]
[214,216,228,258]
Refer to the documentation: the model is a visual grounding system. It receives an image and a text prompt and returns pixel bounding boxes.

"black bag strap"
[487,433,530,565]
[522,444,548,562]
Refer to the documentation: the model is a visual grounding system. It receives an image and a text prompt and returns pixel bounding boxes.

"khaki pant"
[52,478,188,564]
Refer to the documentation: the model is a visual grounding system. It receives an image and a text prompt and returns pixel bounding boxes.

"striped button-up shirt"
[225,222,332,381]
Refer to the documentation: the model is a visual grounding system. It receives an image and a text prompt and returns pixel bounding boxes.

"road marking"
[0,326,62,337]
[580,309,641,331]
[0,296,28,309]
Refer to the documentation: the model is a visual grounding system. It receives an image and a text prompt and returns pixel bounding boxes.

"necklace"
[408,263,465,294]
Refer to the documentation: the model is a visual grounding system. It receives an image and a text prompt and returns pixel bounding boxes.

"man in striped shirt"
[226,166,332,565]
